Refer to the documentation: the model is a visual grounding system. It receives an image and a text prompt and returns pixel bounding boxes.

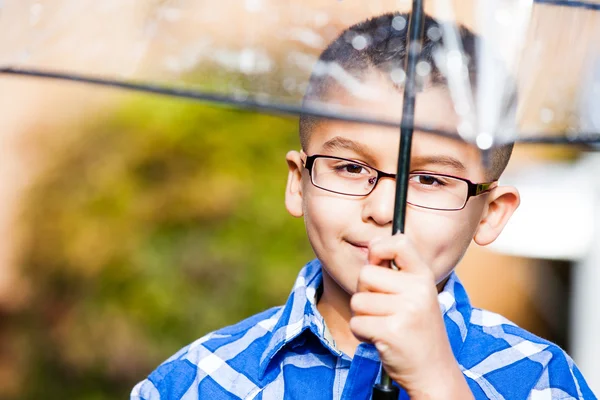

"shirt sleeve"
[130,379,161,400]
[129,357,200,400]
[528,349,596,399]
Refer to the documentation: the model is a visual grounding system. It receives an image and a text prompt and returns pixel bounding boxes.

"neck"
[316,268,362,358]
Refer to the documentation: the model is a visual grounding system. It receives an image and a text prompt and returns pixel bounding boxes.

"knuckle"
[385,316,403,336]
[349,316,357,331]
[350,293,363,311]
[412,280,430,297]
[358,265,371,284]
[349,318,358,336]
[404,300,421,317]
[349,317,364,337]
[374,339,390,355]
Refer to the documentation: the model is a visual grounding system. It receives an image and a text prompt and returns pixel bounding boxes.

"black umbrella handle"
[372,0,426,398]
[392,2,425,237]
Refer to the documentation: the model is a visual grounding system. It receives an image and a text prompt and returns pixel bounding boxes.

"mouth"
[345,239,369,254]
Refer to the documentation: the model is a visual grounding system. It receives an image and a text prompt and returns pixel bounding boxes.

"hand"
[349,234,473,399]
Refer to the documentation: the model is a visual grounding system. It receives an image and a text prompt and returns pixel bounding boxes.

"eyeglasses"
[303,154,497,211]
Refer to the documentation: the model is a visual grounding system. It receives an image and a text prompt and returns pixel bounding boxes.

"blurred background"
[1,0,599,398]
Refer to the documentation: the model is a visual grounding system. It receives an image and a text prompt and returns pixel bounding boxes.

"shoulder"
[130,306,283,400]
[460,307,594,399]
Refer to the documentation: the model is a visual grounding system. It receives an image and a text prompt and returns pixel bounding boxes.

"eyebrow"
[320,136,377,165]
[410,155,467,173]
[320,137,467,173]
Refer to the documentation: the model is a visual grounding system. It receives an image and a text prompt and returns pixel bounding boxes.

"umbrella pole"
[372,1,425,398]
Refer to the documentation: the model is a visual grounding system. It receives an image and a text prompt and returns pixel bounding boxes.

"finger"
[365,237,394,269]
[351,292,397,316]
[368,234,430,276]
[356,264,406,294]
[349,315,383,343]
[368,234,419,269]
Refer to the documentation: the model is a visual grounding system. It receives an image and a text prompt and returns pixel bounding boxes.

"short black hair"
[299,11,513,180]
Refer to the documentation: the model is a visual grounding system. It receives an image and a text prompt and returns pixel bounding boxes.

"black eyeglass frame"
[303,154,498,211]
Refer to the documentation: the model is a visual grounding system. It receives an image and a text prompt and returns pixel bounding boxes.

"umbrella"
[1,0,599,144]
[1,0,600,398]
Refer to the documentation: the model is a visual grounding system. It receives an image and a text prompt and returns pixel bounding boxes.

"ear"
[285,150,305,218]
[473,185,520,246]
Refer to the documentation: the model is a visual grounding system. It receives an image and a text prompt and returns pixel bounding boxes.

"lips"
[346,240,369,254]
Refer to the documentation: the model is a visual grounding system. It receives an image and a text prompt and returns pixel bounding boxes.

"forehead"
[305,77,485,180]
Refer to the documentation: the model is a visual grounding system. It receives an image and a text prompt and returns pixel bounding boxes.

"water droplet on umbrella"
[390,68,406,84]
[392,16,406,31]
[352,35,368,51]
[427,26,442,42]
[476,133,494,150]
[416,61,431,77]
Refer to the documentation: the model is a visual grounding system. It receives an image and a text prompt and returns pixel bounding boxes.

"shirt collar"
[258,259,472,379]
[258,259,335,379]
[437,270,472,359]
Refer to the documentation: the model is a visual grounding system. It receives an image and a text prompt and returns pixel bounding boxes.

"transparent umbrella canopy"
[1,0,599,145]
[1,0,600,397]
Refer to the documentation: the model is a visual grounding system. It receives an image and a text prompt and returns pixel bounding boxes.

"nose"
[361,176,396,226]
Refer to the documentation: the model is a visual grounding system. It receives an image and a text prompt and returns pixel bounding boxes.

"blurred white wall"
[492,154,600,394]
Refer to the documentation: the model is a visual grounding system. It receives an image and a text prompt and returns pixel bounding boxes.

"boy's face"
[285,73,519,295]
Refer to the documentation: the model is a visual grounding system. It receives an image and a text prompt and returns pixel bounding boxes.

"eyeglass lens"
[311,157,469,210]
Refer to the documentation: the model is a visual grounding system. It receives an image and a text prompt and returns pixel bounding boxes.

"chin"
[319,258,361,293]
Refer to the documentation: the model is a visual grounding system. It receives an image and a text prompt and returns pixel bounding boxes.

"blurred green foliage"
[13,95,313,399]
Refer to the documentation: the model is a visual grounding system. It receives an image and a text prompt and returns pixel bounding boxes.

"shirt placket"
[332,355,352,400]
[340,343,384,400]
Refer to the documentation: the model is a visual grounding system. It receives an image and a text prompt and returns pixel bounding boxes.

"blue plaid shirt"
[131,259,595,399]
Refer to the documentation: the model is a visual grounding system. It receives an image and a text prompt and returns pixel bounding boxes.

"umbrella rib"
[1,67,599,146]
[534,0,600,11]
[0,66,404,127]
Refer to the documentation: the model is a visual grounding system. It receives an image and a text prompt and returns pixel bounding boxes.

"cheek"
[407,208,480,277]
[303,190,356,243]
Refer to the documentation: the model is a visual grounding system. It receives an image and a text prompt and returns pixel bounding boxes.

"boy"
[131,12,594,399]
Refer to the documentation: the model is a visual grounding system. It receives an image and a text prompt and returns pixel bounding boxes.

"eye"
[410,174,446,186]
[345,164,364,174]
[335,162,369,175]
